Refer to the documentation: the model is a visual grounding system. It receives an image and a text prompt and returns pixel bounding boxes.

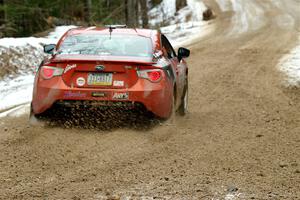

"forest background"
[0,0,189,37]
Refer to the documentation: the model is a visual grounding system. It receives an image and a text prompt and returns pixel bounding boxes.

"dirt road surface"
[1,0,300,199]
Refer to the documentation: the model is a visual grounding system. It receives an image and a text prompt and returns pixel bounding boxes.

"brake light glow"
[148,71,161,82]
[41,66,64,79]
[137,69,162,82]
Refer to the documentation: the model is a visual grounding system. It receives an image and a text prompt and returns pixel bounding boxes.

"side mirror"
[44,44,56,54]
[178,47,190,61]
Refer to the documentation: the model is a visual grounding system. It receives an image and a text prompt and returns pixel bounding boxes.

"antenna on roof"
[105,25,127,39]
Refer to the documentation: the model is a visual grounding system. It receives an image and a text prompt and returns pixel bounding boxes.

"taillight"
[41,66,63,79]
[137,69,162,82]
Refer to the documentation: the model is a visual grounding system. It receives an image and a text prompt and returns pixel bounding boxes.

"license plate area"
[87,73,113,86]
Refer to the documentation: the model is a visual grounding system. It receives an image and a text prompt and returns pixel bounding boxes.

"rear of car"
[31,27,174,119]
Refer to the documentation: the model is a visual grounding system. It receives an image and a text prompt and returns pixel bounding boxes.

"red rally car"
[31,25,190,119]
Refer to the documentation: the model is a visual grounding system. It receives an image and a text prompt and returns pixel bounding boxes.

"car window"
[161,35,176,59]
[58,34,153,57]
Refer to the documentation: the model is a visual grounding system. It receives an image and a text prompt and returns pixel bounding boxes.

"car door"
[161,35,185,107]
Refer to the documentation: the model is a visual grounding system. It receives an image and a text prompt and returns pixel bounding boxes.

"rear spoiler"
[51,55,157,65]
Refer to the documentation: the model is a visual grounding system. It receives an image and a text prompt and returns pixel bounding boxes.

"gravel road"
[0,0,300,199]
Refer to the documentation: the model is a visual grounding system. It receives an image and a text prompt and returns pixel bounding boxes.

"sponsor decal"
[112,92,129,100]
[64,64,77,73]
[92,92,106,97]
[64,91,86,98]
[113,80,124,87]
[95,65,105,71]
[124,65,133,69]
[76,77,85,86]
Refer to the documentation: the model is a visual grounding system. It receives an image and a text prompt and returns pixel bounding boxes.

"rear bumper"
[32,76,173,118]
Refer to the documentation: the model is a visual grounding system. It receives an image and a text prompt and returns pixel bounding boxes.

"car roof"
[66,26,158,38]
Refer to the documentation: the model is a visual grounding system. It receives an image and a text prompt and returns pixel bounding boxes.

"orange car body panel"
[31,27,187,118]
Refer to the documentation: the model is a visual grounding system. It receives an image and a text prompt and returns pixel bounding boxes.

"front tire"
[164,93,177,125]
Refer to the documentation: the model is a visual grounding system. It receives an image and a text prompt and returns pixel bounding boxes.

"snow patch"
[0,25,76,48]
[46,25,77,41]
[279,36,300,87]
[216,0,296,35]
[148,0,176,26]
[0,25,76,79]
[229,0,266,35]
[0,26,76,117]
[149,0,208,26]
[215,0,266,35]
[162,21,214,47]
[0,104,30,118]
[149,0,214,47]
[187,0,207,22]
[0,75,34,112]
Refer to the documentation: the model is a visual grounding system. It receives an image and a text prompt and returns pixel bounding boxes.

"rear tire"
[178,78,188,116]
[29,104,44,126]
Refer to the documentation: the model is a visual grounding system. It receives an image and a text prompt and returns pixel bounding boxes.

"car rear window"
[58,34,153,57]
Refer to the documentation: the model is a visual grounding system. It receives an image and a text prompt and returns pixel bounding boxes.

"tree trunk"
[0,0,5,26]
[176,0,187,12]
[125,0,138,28]
[140,0,148,28]
[84,0,92,25]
